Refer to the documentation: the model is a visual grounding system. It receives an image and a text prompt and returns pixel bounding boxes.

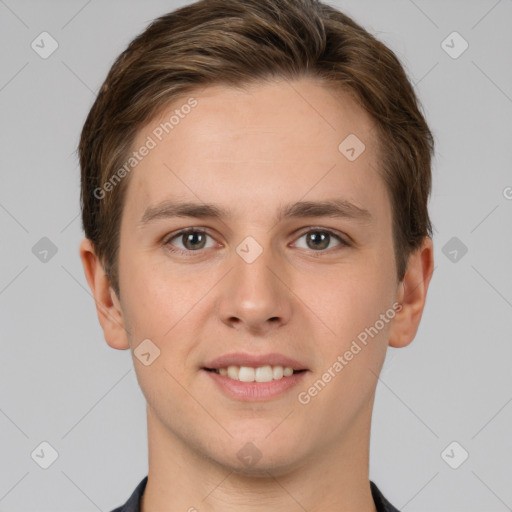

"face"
[104,77,404,474]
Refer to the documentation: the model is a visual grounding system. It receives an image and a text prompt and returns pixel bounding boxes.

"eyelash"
[162,227,351,257]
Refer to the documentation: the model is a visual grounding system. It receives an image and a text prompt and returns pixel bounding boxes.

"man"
[78,1,434,510]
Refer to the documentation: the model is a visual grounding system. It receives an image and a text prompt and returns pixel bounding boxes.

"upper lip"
[202,352,308,371]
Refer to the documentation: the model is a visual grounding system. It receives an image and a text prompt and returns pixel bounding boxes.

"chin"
[206,428,307,477]
[216,451,304,479]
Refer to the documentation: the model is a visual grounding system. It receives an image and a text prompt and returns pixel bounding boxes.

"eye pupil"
[307,231,329,250]
[184,231,206,250]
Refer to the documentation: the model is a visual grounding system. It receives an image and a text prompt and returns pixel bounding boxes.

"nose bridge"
[233,236,279,306]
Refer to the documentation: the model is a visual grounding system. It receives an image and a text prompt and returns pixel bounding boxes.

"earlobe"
[79,238,130,350]
[388,236,434,349]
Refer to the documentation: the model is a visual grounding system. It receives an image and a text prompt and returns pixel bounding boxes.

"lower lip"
[202,369,308,401]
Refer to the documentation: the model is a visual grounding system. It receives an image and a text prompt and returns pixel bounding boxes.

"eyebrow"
[139,198,372,227]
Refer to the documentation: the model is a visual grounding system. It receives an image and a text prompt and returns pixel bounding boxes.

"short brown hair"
[79,0,434,297]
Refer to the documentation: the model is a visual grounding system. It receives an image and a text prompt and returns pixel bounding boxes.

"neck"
[141,401,378,512]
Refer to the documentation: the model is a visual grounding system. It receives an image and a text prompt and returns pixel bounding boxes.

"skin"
[80,76,434,512]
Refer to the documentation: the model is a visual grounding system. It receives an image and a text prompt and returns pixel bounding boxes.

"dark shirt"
[110,476,400,512]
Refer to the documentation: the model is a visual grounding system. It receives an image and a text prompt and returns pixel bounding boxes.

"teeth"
[272,365,284,379]
[217,365,297,382]
[239,366,255,382]
[227,366,238,380]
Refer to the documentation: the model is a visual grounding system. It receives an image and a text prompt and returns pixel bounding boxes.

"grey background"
[1,0,511,511]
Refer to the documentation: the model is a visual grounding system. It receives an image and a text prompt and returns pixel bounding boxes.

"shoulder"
[109,475,148,512]
[370,480,401,512]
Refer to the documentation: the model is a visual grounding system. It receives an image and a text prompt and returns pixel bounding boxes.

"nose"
[216,241,293,336]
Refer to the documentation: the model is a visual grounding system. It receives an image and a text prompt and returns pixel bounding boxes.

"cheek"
[117,246,174,338]
[118,248,216,359]
[304,265,396,385]
[313,262,392,331]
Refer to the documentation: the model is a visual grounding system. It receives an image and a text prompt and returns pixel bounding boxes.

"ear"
[388,236,434,348]
[79,238,130,350]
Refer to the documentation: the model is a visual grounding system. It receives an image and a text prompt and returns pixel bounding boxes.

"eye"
[163,227,350,257]
[292,228,349,252]
[164,228,216,254]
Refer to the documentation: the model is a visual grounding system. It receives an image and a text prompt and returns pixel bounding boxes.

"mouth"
[201,352,309,401]
[202,366,308,401]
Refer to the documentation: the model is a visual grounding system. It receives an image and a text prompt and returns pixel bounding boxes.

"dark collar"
[111,476,400,512]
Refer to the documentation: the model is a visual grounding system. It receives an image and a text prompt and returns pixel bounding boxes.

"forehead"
[123,77,389,227]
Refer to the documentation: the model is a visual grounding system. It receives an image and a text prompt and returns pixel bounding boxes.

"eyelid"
[292,226,350,245]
